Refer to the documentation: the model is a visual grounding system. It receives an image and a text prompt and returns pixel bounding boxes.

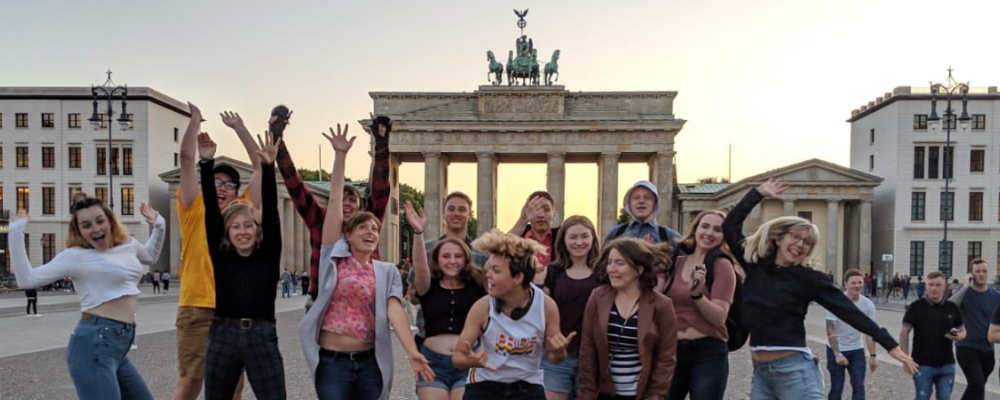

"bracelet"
[690,292,704,300]
[413,230,424,235]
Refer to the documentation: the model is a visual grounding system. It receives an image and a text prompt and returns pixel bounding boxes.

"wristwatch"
[870,354,877,358]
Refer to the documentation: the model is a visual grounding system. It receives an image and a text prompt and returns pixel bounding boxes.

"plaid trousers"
[205,323,286,400]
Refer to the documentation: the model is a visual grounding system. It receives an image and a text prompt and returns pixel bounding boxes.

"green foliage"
[617,207,633,225]
[397,183,479,259]
[696,176,731,184]
[297,168,332,182]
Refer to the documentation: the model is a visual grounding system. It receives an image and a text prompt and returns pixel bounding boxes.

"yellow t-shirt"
[177,189,251,308]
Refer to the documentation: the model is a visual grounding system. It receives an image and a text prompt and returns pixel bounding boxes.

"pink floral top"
[322,257,377,344]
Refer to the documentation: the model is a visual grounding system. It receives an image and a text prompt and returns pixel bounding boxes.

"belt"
[320,348,375,361]
[213,317,274,330]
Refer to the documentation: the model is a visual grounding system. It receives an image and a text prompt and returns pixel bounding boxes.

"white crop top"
[8,216,165,311]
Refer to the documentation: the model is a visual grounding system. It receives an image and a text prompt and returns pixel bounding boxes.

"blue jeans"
[826,347,866,400]
[542,353,579,396]
[669,337,729,400]
[913,364,954,400]
[65,315,153,400]
[751,352,824,400]
[417,345,468,390]
[315,349,383,400]
[281,282,290,298]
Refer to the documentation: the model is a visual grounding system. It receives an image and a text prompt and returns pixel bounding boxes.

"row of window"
[912,146,1000,178]
[909,191,997,222]
[0,145,133,175]
[0,185,137,216]
[912,114,988,130]
[909,240,995,277]
[0,113,134,129]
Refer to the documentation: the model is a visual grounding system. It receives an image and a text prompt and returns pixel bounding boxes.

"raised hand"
[220,111,244,129]
[408,351,435,383]
[187,102,203,122]
[322,124,355,153]
[197,132,217,160]
[547,331,577,355]
[756,178,789,200]
[139,203,159,225]
[404,201,425,234]
[369,112,392,138]
[13,209,28,223]
[255,131,281,164]
[457,340,492,370]
[519,195,547,223]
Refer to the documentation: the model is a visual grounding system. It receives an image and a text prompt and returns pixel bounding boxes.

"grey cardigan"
[298,239,403,400]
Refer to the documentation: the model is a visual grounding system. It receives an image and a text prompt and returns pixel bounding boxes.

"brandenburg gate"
[364,85,686,263]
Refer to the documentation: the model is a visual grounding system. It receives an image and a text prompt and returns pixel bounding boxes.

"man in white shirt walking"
[826,269,879,400]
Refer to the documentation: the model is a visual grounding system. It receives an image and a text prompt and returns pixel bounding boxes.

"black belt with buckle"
[320,348,375,361]
[213,317,274,330]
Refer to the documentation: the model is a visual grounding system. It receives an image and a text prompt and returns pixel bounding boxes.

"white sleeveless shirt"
[469,283,546,385]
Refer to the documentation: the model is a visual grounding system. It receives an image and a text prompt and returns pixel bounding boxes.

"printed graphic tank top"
[468,284,546,385]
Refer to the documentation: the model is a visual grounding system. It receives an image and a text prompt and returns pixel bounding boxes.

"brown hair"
[926,271,947,282]
[844,269,863,284]
[527,190,555,206]
[970,258,988,269]
[219,202,263,251]
[66,192,129,248]
[345,211,381,234]
[343,185,361,202]
[429,237,484,286]
[551,215,600,271]
[596,238,672,292]
[444,191,473,209]
[678,209,738,261]
[472,229,545,288]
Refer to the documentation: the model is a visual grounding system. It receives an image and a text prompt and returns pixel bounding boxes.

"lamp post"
[927,68,971,276]
[88,70,131,211]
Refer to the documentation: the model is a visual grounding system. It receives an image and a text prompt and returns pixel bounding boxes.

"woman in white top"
[452,230,574,400]
[8,193,165,400]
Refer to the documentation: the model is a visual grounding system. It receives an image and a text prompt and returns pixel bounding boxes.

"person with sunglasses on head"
[723,179,918,400]
[299,124,433,400]
[9,194,165,399]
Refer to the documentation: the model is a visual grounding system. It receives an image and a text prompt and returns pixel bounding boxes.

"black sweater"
[723,189,898,351]
[201,160,282,321]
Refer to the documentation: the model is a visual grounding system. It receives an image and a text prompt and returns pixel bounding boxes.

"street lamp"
[927,68,971,276]
[88,70,130,211]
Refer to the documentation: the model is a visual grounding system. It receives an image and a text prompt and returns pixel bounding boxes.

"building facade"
[0,87,188,275]
[849,85,1000,279]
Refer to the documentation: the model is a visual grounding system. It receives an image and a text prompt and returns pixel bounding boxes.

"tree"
[696,176,730,184]
[617,207,633,225]
[399,184,424,261]
[297,168,331,182]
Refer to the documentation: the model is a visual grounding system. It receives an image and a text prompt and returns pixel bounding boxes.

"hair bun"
[71,191,90,204]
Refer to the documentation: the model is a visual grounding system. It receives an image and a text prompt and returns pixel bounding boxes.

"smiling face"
[214,172,239,210]
[775,227,814,266]
[346,217,380,255]
[694,213,725,252]
[436,242,467,278]
[563,224,594,261]
[342,193,360,220]
[75,205,114,250]
[606,248,640,291]
[226,211,258,254]
[628,186,657,222]
[444,197,472,234]
[845,275,864,296]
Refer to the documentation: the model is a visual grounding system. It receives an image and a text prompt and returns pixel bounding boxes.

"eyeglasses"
[214,179,238,191]
[785,232,814,247]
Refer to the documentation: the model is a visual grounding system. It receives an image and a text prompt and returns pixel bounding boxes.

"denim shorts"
[417,345,469,390]
[541,354,579,395]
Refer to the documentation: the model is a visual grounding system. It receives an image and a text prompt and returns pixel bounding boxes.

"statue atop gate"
[485,9,560,86]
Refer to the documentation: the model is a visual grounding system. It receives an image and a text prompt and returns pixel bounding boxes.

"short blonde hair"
[66,192,129,248]
[741,216,820,265]
[219,202,263,251]
[472,229,545,287]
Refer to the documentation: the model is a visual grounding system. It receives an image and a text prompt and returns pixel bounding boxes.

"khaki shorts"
[175,306,215,379]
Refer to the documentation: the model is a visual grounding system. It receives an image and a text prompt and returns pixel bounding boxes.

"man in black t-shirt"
[900,271,965,400]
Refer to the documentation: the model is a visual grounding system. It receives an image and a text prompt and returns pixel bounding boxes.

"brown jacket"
[578,285,677,400]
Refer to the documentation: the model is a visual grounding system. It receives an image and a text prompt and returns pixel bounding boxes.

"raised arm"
[321,124,355,247]
[722,179,787,269]
[221,111,262,208]
[272,109,325,234]
[404,201,431,295]
[179,103,203,208]
[508,195,545,235]
[198,135,225,254]
[254,132,282,262]
[135,203,166,265]
[366,114,392,224]
[8,213,75,288]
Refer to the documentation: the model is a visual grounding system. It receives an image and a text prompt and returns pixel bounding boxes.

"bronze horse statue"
[544,50,560,85]
[487,50,504,85]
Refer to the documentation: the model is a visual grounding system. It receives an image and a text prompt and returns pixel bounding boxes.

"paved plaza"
[1,285,999,399]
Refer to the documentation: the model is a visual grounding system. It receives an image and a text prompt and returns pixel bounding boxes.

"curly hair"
[472,229,546,287]
[595,238,673,292]
[429,237,484,286]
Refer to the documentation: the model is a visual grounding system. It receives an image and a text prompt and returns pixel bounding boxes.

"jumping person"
[826,269,878,400]
[452,229,574,400]
[542,215,603,400]
[298,124,433,400]
[9,195,164,399]
[199,131,286,399]
[172,104,258,400]
[665,210,736,400]
[578,238,678,400]
[723,179,917,400]
[948,260,998,400]
[406,200,487,400]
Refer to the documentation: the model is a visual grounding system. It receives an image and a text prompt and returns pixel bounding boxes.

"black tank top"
[418,278,486,338]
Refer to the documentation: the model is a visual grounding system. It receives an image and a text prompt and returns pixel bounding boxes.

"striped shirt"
[608,304,641,396]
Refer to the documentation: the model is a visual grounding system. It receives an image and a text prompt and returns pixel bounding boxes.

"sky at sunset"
[6,0,1000,228]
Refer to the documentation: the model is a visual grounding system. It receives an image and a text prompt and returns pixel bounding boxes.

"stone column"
[423,152,446,240]
[283,199,294,270]
[168,188,181,276]
[599,152,620,239]
[547,151,566,226]
[859,200,873,274]
[379,154,401,264]
[655,151,675,228]
[826,200,839,276]
[293,214,304,272]
[783,199,796,216]
[476,152,497,237]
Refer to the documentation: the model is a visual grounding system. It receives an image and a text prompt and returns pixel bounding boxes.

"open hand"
[197,132,217,160]
[888,347,919,375]
[369,112,392,138]
[139,203,159,225]
[255,131,281,164]
[403,201,425,234]
[408,351,435,383]
[520,195,547,223]
[457,340,493,370]
[220,111,244,129]
[322,124,355,153]
[756,178,789,200]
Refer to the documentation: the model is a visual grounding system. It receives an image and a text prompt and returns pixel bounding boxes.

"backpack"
[664,247,748,352]
[611,224,673,244]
